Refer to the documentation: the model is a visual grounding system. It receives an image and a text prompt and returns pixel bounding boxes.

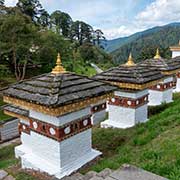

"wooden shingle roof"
[3,73,117,108]
[93,54,164,90]
[93,66,164,90]
[139,49,180,75]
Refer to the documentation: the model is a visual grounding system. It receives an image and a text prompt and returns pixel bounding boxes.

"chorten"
[170,40,180,58]
[170,41,180,92]
[93,54,164,129]
[139,48,180,105]
[3,53,116,179]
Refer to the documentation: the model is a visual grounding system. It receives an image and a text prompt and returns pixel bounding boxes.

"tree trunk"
[12,47,20,81]
[21,61,27,80]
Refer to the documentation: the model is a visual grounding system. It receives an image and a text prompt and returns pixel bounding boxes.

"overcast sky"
[5,0,180,39]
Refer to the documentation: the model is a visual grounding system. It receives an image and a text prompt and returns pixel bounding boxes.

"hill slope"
[88,93,180,180]
[107,23,180,64]
[1,94,180,179]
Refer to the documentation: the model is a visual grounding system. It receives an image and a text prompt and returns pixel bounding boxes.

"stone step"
[97,168,112,179]
[61,173,84,180]
[83,171,98,180]
[63,168,113,180]
[0,170,8,179]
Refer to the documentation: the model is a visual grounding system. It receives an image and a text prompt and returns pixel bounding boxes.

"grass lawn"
[0,94,179,180]
[0,97,11,121]
[0,77,16,89]
[0,109,10,121]
[0,97,5,106]
[0,145,19,169]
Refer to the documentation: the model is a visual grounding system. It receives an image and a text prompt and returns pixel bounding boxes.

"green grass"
[83,94,180,180]
[0,94,180,180]
[0,77,16,89]
[74,64,97,76]
[0,109,10,121]
[0,145,19,169]
[0,97,5,106]
[0,97,11,121]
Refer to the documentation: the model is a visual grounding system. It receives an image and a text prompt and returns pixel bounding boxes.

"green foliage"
[0,4,110,80]
[16,0,44,22]
[79,42,114,70]
[111,23,180,64]
[0,65,11,76]
[38,10,50,28]
[93,29,106,47]
[50,10,72,37]
[70,21,93,45]
[0,7,38,80]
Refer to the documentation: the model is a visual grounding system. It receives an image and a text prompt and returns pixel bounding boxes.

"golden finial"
[51,53,66,74]
[154,48,161,59]
[124,53,135,66]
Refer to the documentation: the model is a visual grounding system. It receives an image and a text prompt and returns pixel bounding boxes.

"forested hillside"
[110,23,180,64]
[0,0,112,83]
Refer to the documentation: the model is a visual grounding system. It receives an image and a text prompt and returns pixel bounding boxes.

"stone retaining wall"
[0,118,19,143]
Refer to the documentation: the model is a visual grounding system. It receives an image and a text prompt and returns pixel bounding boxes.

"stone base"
[15,145,101,179]
[100,118,148,129]
[173,88,180,93]
[101,119,133,129]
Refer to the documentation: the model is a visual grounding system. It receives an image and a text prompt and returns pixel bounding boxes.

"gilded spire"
[51,53,66,74]
[154,48,161,59]
[124,53,135,66]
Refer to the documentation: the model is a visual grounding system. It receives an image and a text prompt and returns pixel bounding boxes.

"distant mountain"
[105,23,180,64]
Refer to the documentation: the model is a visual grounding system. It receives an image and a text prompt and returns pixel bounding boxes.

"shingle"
[3,105,29,116]
[3,73,117,107]
[139,57,180,72]
[93,65,164,85]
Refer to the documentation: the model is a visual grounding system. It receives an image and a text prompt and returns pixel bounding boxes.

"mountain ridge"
[106,22,180,64]
[104,22,180,53]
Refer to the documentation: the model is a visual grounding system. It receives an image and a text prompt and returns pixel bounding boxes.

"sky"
[4,0,180,40]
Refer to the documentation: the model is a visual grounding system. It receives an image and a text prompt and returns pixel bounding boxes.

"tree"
[16,0,44,22]
[0,8,38,80]
[93,29,106,48]
[50,10,72,37]
[70,21,93,45]
[38,10,50,28]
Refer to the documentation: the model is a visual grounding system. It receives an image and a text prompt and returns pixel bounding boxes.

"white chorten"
[170,41,180,92]
[3,54,116,179]
[140,49,180,106]
[93,53,164,129]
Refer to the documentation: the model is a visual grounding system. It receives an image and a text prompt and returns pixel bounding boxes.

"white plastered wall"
[15,107,101,179]
[30,107,91,126]
[148,77,173,106]
[101,89,148,129]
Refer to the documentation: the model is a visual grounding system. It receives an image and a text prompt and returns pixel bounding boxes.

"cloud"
[4,0,180,39]
[102,26,141,39]
[5,0,18,6]
[136,0,180,28]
